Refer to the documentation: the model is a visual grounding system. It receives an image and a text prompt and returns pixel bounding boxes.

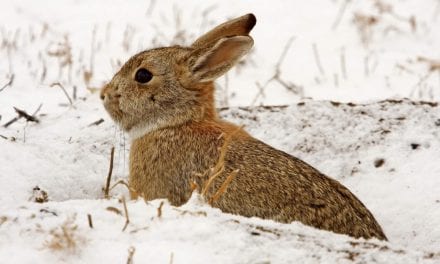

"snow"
[1,0,440,263]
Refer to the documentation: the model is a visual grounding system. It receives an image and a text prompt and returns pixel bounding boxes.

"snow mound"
[1,98,439,263]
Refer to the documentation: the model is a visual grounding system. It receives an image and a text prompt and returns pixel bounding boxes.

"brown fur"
[101,14,387,240]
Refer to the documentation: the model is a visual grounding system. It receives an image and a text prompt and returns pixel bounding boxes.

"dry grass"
[157,201,165,218]
[353,12,379,46]
[31,186,49,203]
[87,214,93,229]
[104,146,115,199]
[208,169,239,205]
[353,0,419,47]
[46,35,73,81]
[250,37,303,106]
[126,246,136,264]
[44,215,85,252]
[121,196,130,231]
[50,82,73,106]
[197,127,243,206]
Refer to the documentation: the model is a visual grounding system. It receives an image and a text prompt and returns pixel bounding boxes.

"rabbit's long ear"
[188,36,253,82]
[191,13,256,48]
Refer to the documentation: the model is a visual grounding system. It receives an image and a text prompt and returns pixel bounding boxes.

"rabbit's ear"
[189,36,253,82]
[191,14,256,48]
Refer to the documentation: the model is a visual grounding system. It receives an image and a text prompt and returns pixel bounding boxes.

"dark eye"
[134,68,153,83]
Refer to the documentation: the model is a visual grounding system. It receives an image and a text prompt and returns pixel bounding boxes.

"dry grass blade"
[201,132,232,196]
[121,196,130,232]
[106,206,123,215]
[201,126,243,203]
[0,74,14,92]
[312,43,325,76]
[45,215,82,251]
[126,246,136,264]
[417,57,440,72]
[190,180,198,192]
[109,179,137,194]
[13,107,39,123]
[250,37,300,105]
[201,166,225,196]
[157,201,164,218]
[51,82,73,106]
[209,169,239,205]
[104,146,115,199]
[88,118,104,127]
[3,105,41,128]
[275,37,295,73]
[87,214,93,228]
[353,12,379,46]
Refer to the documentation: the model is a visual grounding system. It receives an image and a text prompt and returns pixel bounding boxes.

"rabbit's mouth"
[103,99,124,124]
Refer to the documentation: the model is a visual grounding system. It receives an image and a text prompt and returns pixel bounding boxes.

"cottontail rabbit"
[101,14,387,240]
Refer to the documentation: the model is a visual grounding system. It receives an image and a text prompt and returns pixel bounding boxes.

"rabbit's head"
[101,14,256,138]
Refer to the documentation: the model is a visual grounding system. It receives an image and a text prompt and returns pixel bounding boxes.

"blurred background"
[0,0,439,118]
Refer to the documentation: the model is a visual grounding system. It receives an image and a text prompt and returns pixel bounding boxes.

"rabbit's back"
[218,136,387,240]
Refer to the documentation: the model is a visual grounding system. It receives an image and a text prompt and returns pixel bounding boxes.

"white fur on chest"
[127,122,161,140]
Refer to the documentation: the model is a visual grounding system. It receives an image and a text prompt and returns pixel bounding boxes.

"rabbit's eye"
[134,68,153,84]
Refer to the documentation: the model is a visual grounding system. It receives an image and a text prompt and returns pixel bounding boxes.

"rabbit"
[101,13,387,240]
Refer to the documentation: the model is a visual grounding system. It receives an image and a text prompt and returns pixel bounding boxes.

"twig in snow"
[0,134,16,141]
[33,103,43,116]
[274,76,303,95]
[3,104,42,128]
[157,201,164,218]
[122,196,130,231]
[88,118,104,127]
[312,43,325,76]
[104,146,115,199]
[14,107,39,123]
[250,82,266,106]
[126,246,136,264]
[0,74,14,92]
[51,82,73,106]
[106,206,123,215]
[87,214,93,228]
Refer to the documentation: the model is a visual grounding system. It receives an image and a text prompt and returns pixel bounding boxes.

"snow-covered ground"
[1,0,439,263]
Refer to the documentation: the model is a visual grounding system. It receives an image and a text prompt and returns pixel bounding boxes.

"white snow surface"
[1,0,440,263]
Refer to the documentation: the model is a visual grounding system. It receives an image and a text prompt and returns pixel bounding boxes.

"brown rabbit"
[101,14,387,240]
